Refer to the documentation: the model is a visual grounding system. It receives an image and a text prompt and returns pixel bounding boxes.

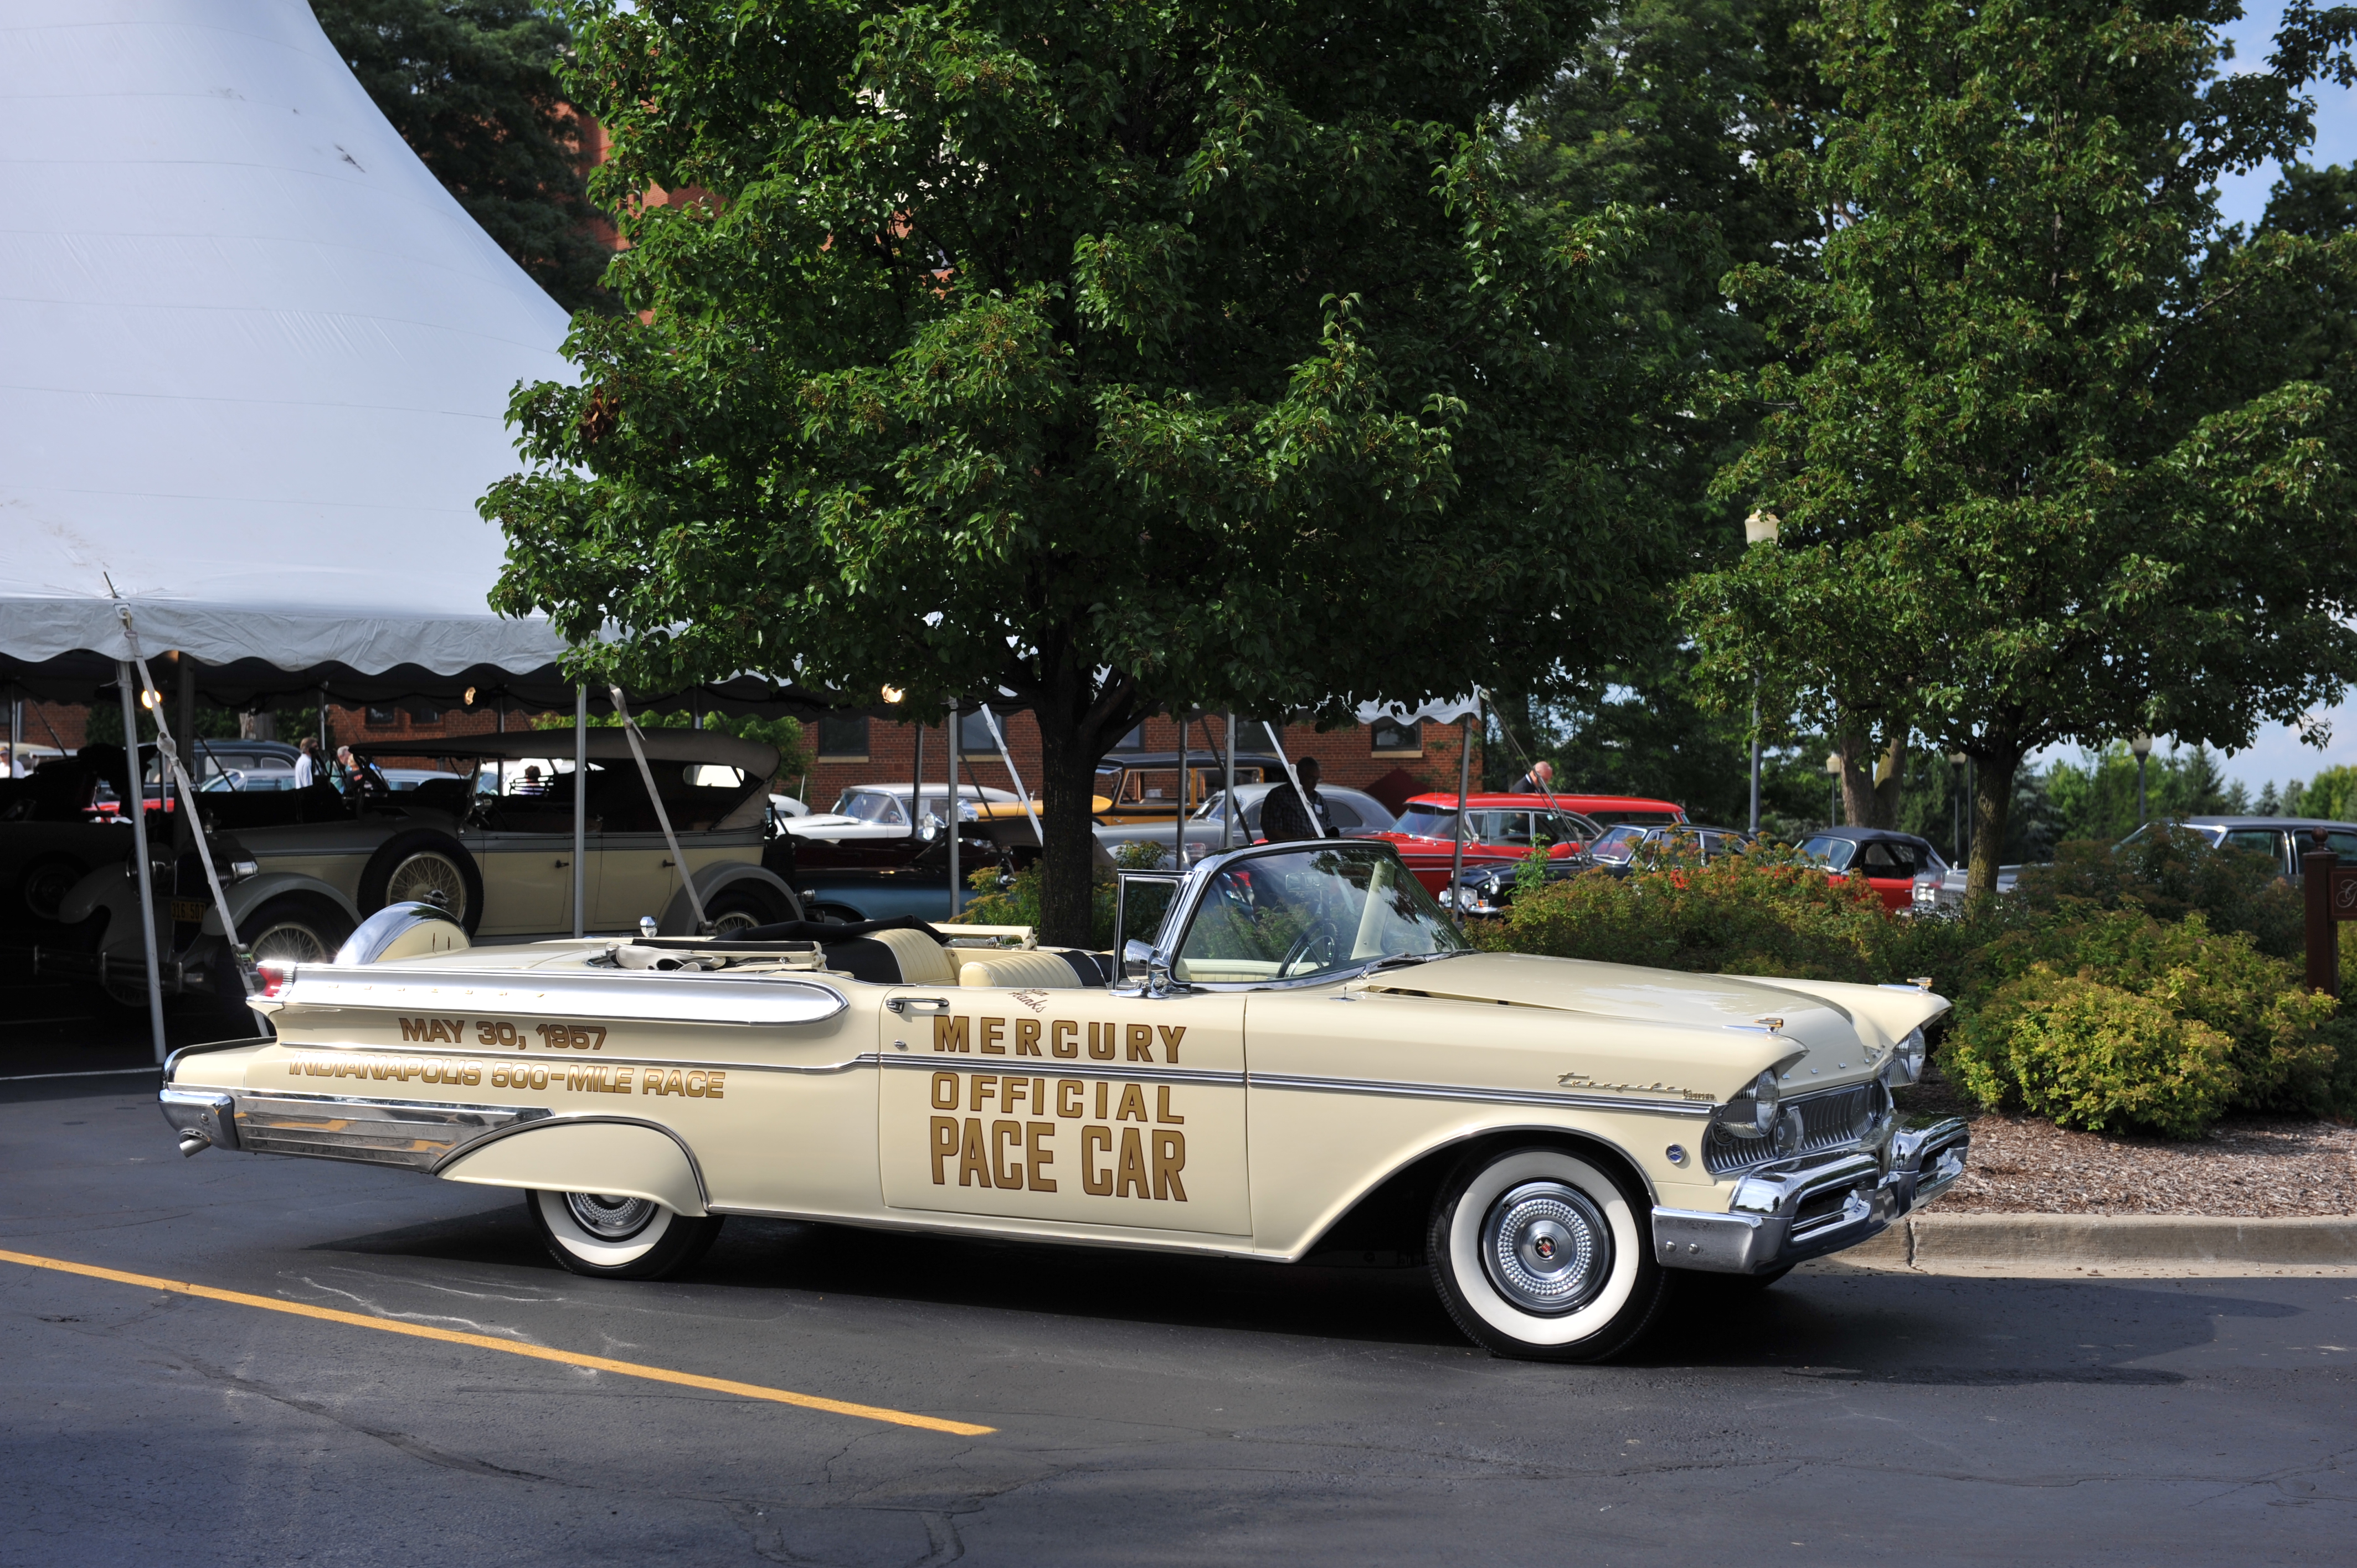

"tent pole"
[9,686,20,777]
[318,686,328,759]
[1261,721,1330,840]
[909,719,924,852]
[118,663,166,1062]
[1449,709,1475,929]
[947,703,960,919]
[1222,713,1235,851]
[174,654,195,850]
[978,705,1044,849]
[1175,711,1188,870]
[573,685,587,938]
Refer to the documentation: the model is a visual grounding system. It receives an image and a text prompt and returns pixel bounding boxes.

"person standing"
[1261,756,1335,843]
[293,736,319,788]
[1511,759,1555,795]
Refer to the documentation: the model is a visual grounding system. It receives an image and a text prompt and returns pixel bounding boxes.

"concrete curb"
[1835,1211,2357,1272]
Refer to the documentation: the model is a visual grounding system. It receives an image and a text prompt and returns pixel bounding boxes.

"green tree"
[484,0,1696,943]
[313,1,611,312]
[1683,0,2357,898]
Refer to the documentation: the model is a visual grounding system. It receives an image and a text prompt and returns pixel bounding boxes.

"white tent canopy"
[0,0,573,689]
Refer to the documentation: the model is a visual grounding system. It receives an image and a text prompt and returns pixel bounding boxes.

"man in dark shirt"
[1261,756,1335,843]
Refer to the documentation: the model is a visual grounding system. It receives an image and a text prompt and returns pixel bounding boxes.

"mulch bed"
[1892,1076,2357,1217]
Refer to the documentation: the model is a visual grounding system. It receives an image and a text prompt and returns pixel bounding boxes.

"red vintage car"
[1372,792,1687,894]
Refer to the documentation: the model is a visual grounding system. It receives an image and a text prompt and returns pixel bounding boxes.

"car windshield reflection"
[1172,843,1467,984]
[1798,835,1856,873]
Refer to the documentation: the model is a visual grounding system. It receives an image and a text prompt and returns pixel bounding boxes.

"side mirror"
[1122,938,1156,979]
[918,815,941,842]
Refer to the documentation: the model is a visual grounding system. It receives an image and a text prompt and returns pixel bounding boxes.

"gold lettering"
[1094,1081,1109,1119]
[1026,1122,1058,1192]
[685,1070,708,1097]
[1051,1019,1079,1059]
[1057,1079,1084,1118]
[934,1015,971,1053]
[1003,1076,1030,1114]
[1115,1129,1149,1198]
[1015,1019,1043,1056]
[445,1018,465,1041]
[1152,1130,1187,1200]
[958,1117,992,1187]
[614,1067,634,1094]
[1125,1024,1154,1062]
[400,1017,427,1042]
[930,1117,959,1184]
[930,1071,960,1110]
[1081,1126,1114,1195]
[459,1064,481,1086]
[705,1070,725,1100]
[1115,1084,1149,1122]
[971,1074,997,1112]
[478,1020,498,1045]
[980,1017,1007,1055]
[1157,1024,1186,1063]
[1088,1022,1114,1061]
[991,1120,1025,1188]
[1156,1085,1184,1125]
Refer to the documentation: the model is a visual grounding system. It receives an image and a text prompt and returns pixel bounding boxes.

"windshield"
[1171,843,1467,984]
[1798,835,1857,873]
[838,790,908,825]
[1589,824,1648,862]
[1391,806,1464,839]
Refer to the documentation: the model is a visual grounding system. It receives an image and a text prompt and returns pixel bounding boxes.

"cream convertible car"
[159,840,1969,1361]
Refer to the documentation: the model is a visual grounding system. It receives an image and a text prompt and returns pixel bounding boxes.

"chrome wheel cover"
[1479,1179,1612,1316]
[387,850,468,921]
[565,1192,658,1241]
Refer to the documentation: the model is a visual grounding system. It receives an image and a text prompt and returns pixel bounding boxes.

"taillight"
[254,961,295,999]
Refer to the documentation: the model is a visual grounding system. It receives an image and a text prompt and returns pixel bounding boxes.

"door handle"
[887,997,951,1017]
[554,860,569,869]
[661,858,677,869]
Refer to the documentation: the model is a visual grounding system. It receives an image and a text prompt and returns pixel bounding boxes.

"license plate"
[171,899,205,923]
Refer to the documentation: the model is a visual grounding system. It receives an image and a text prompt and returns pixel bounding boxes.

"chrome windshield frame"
[1131,838,1470,994]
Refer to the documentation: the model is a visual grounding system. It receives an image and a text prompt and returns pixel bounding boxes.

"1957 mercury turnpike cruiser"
[158,838,1968,1362]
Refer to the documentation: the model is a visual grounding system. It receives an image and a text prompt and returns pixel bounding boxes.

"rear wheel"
[358,830,483,933]
[528,1190,723,1280]
[19,853,88,922]
[243,893,353,964]
[1426,1143,1669,1362]
[703,883,801,936]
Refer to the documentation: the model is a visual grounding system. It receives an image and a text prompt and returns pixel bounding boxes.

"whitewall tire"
[527,1190,723,1280]
[1425,1144,1669,1362]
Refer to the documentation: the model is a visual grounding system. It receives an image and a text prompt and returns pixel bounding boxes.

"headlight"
[1881,1027,1927,1087]
[1715,1067,1782,1140]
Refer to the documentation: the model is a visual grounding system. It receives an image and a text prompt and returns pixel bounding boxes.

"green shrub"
[1962,910,2338,1117]
[1950,968,2236,1138]
[2013,825,2301,958]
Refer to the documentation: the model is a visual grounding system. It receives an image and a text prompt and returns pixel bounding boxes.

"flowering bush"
[1951,969,2236,1138]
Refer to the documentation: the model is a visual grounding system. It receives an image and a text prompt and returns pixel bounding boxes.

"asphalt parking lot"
[4,1066,2354,1567]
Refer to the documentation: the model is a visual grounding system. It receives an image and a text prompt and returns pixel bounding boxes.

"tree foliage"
[483,0,1699,941]
[1681,0,2357,895]
[313,1,612,312]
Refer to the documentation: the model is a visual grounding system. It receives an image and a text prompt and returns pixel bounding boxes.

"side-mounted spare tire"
[357,829,483,934]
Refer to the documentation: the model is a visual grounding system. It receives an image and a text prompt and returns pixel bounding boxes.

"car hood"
[1356,952,1947,1060]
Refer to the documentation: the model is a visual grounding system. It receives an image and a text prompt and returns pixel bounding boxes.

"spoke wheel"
[385,849,470,922]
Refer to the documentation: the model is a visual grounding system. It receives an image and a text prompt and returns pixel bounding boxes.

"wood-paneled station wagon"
[159,839,1970,1361]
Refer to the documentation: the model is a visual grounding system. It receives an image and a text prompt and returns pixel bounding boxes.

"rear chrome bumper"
[1651,1118,1972,1275]
[158,1084,546,1171]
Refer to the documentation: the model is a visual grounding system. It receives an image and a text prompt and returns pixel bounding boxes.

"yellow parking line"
[0,1247,993,1436]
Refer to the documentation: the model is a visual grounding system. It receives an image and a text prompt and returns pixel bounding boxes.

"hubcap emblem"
[1478,1180,1612,1317]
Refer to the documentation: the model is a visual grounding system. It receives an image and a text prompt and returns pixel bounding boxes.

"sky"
[2031,4,2357,792]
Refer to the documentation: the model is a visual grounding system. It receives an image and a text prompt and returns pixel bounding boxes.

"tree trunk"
[1033,700,1106,950]
[1838,726,1905,830]
[1968,748,2018,902]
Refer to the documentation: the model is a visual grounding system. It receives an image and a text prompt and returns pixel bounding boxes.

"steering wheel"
[1278,927,1336,977]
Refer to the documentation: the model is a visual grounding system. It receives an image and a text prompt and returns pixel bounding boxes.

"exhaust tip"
[177,1130,211,1158]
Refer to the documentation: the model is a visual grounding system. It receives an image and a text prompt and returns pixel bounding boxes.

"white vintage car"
[158,839,1968,1361]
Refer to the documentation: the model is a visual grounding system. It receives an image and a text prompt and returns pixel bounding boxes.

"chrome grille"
[1703,1081,1887,1177]
[232,1092,542,1171]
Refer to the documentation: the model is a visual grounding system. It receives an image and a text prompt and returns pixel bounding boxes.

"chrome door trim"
[878,1055,1246,1087]
[1247,1070,1716,1118]
[270,1041,879,1076]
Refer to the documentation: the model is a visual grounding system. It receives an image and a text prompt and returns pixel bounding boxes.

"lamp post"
[2131,732,2154,826]
[1947,752,1967,865]
[1744,511,1779,834]
[1824,751,1843,826]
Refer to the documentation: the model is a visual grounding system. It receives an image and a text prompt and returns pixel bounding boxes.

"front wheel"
[1425,1144,1669,1362]
[527,1190,723,1280]
[703,883,802,936]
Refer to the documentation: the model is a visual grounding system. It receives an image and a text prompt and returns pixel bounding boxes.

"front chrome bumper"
[1651,1117,1971,1275]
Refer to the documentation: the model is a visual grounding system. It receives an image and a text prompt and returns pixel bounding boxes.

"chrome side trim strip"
[269,1042,877,1076]
[279,966,850,1026]
[229,1092,547,1171]
[1247,1071,1716,1117]
[878,1056,1246,1087]
[429,1113,713,1206]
